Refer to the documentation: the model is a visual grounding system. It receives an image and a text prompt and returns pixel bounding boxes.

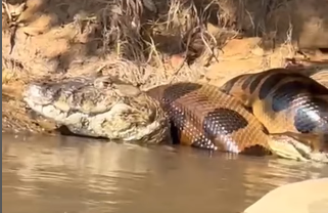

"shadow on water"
[2,133,328,213]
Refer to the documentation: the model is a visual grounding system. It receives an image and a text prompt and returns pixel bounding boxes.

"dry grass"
[75,0,252,88]
[90,0,241,66]
[1,0,245,87]
[2,0,328,88]
[82,53,207,90]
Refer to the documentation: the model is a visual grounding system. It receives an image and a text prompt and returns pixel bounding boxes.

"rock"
[243,178,328,213]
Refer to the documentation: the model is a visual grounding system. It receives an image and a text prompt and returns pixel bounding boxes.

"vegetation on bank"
[2,0,328,87]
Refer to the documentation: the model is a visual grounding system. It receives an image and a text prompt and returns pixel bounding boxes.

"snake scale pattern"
[17,68,328,163]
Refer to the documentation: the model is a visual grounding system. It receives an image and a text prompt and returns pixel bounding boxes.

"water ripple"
[3,133,328,213]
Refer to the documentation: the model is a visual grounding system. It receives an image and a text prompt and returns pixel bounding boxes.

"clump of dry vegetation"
[76,0,246,87]
[2,0,328,87]
[85,0,241,66]
[1,0,245,83]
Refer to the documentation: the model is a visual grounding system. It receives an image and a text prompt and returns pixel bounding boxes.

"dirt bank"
[2,0,328,134]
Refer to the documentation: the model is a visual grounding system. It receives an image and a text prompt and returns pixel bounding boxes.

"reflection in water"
[2,133,328,213]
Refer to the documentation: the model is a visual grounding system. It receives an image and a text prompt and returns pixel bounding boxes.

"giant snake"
[18,68,328,163]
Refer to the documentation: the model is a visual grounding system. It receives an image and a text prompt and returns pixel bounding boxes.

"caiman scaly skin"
[2,88,59,134]
[23,75,171,145]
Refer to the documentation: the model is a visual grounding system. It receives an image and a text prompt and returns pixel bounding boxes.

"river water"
[2,133,328,213]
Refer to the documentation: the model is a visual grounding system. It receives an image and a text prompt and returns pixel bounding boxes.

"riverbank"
[2,0,328,134]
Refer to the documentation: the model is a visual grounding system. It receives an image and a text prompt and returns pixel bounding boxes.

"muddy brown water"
[2,133,328,213]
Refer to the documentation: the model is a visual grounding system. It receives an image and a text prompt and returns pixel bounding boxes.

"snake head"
[268,134,328,163]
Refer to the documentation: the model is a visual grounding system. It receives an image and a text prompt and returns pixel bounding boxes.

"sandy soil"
[2,0,328,133]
